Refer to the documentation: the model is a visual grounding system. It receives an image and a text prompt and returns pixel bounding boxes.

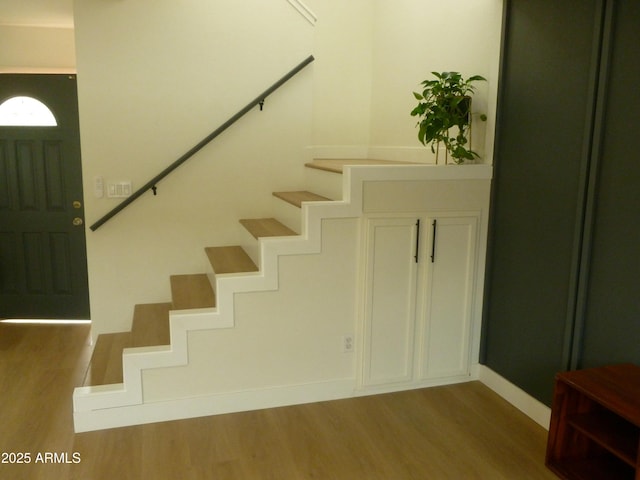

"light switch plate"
[107,181,133,198]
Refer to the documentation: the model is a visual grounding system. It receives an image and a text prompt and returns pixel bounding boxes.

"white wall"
[368,0,503,163]
[0,25,75,72]
[304,0,502,163]
[143,217,359,401]
[74,0,502,337]
[69,0,508,431]
[74,0,315,335]
[306,0,375,158]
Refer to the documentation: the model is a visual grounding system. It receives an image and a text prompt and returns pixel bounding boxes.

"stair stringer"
[73,164,492,430]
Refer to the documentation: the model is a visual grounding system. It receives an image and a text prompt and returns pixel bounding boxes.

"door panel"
[0,142,9,208]
[50,233,73,294]
[17,140,39,209]
[0,233,16,292]
[362,217,418,386]
[0,74,89,319]
[421,216,477,379]
[44,141,66,210]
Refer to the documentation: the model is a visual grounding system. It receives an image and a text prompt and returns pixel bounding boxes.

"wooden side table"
[546,364,640,479]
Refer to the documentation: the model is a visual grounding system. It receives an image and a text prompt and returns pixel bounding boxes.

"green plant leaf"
[410,71,486,162]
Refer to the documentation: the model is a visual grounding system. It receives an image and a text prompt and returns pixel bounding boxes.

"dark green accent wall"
[481,0,640,405]
[579,0,640,368]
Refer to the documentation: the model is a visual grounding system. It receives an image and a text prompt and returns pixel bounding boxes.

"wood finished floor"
[0,323,557,479]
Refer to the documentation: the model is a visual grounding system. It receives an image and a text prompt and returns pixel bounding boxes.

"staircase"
[81,198,320,387]
[74,158,489,432]
[79,160,392,388]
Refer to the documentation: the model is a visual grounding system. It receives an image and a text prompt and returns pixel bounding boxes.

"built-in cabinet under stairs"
[75,159,493,432]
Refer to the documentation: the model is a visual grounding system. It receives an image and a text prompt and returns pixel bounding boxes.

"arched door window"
[0,96,57,126]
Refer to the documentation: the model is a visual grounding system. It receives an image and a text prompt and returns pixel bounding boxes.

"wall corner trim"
[286,0,317,25]
[478,365,551,430]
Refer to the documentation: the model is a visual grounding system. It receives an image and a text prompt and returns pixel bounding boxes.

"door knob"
[73,200,82,209]
[72,217,84,226]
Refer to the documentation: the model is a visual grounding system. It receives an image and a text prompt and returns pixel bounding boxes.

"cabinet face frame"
[358,211,480,390]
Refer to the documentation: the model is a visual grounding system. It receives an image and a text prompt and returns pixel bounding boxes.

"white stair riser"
[303,167,342,200]
[238,226,261,268]
[272,196,303,233]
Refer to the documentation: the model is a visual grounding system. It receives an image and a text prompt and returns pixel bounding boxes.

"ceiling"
[0,0,74,28]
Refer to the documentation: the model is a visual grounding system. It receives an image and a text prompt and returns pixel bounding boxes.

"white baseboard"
[307,145,370,159]
[367,145,436,163]
[307,145,435,163]
[74,378,356,432]
[74,373,478,432]
[354,371,478,398]
[76,367,541,433]
[478,365,551,429]
[307,144,492,165]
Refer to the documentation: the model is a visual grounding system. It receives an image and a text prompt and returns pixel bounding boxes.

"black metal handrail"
[90,55,315,231]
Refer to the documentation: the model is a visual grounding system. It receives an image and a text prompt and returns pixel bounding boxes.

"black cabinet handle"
[414,219,421,263]
[431,219,437,263]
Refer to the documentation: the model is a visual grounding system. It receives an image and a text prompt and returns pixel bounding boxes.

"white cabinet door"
[419,215,478,379]
[362,217,419,386]
[361,213,478,388]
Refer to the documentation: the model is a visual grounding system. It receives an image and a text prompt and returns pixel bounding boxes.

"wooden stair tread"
[304,158,416,174]
[170,274,216,310]
[131,302,171,347]
[272,190,331,208]
[239,217,297,239]
[206,246,258,274]
[83,332,132,386]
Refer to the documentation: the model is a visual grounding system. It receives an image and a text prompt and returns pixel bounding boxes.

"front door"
[0,74,89,319]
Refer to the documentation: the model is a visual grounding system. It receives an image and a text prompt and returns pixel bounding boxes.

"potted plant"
[410,71,486,164]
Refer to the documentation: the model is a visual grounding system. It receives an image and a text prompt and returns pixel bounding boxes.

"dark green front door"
[0,74,89,319]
